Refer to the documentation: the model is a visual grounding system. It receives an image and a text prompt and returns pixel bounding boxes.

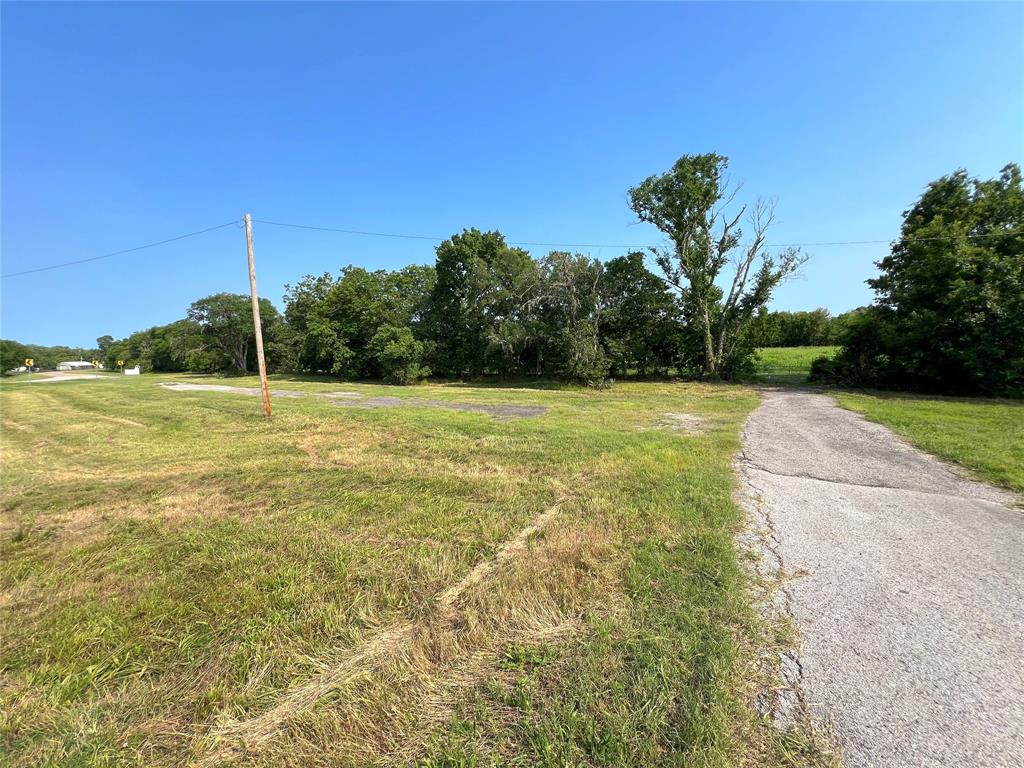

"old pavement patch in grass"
[160,382,549,419]
[1,373,826,767]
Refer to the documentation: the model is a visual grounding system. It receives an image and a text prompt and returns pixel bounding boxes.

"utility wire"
[252,219,451,243]
[4,217,1019,279]
[1,220,241,279]
[252,218,656,248]
[253,217,1020,250]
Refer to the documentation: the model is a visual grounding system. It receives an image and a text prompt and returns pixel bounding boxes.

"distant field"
[754,346,839,383]
[835,392,1024,494]
[0,374,827,767]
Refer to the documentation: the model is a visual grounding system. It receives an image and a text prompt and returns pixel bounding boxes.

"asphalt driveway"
[738,390,1023,768]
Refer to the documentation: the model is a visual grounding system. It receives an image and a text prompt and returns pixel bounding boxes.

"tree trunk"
[702,304,717,376]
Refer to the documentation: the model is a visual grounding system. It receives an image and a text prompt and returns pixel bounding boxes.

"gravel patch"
[161,383,307,398]
[655,412,705,434]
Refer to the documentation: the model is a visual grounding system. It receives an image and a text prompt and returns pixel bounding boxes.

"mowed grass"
[754,347,839,383]
[834,392,1024,494]
[0,374,824,767]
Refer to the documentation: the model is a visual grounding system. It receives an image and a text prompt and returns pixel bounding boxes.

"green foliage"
[0,342,101,370]
[106,320,203,372]
[13,151,814,388]
[599,252,681,375]
[532,252,609,385]
[427,229,534,377]
[821,164,1023,395]
[187,293,286,373]
[0,339,30,374]
[750,308,857,347]
[628,153,805,379]
[368,325,431,384]
[26,151,818,389]
[188,293,253,372]
[283,265,435,382]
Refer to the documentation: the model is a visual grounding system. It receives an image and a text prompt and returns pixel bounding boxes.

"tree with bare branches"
[629,153,806,378]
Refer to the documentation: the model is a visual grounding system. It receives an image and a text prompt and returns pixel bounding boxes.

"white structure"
[56,361,99,371]
[124,366,141,376]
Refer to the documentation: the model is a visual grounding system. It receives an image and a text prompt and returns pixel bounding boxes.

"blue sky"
[2,1,1021,347]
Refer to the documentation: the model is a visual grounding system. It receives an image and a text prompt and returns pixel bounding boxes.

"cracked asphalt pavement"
[737,390,1023,768]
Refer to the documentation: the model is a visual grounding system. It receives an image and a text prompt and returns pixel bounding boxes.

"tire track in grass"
[196,501,564,766]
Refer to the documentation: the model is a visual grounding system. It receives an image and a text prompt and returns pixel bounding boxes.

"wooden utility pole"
[244,213,272,418]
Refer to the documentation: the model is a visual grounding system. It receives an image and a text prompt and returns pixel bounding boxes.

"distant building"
[56,361,100,371]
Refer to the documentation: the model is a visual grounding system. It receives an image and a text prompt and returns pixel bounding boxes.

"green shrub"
[368,325,431,385]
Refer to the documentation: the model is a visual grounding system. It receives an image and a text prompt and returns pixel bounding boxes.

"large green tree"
[822,164,1024,395]
[105,320,213,372]
[427,229,533,377]
[598,252,681,375]
[187,293,285,373]
[628,153,805,378]
[283,265,434,382]
[531,251,608,385]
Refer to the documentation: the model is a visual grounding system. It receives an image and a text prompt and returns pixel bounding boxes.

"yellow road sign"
[24,358,33,367]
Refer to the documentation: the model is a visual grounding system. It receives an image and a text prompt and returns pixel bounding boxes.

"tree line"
[750,308,864,348]
[0,341,104,372]
[3,153,809,385]
[6,156,1017,394]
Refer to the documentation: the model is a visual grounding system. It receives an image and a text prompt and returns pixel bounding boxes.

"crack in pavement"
[736,461,810,726]
[736,421,817,732]
[739,456,1016,506]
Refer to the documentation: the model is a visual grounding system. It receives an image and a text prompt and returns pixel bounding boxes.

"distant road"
[22,372,110,382]
[738,390,1023,768]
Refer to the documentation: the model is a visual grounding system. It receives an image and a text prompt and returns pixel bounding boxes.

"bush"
[825,164,1023,396]
[368,326,431,385]
[555,323,610,387]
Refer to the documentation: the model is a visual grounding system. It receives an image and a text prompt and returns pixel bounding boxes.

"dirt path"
[737,390,1023,768]
[21,372,110,383]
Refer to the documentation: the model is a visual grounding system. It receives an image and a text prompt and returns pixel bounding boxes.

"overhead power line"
[253,218,1020,250]
[251,218,656,249]
[4,216,1019,279]
[1,220,241,279]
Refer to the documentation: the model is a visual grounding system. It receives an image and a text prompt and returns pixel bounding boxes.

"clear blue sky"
[2,1,1021,347]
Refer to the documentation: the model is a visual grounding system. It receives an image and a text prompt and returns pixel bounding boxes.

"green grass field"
[0,374,829,767]
[754,347,839,383]
[835,392,1024,494]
